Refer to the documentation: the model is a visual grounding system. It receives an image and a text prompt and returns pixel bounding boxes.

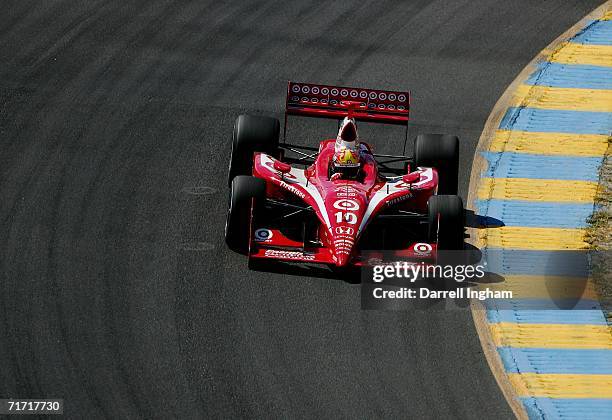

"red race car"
[225,81,464,270]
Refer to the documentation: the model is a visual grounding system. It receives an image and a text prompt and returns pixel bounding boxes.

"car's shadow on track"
[463,210,507,286]
[248,258,362,284]
[465,209,505,229]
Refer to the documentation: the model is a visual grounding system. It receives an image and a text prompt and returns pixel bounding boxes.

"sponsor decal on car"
[263,249,315,261]
[276,180,306,199]
[335,185,359,196]
[335,226,355,235]
[413,242,432,256]
[387,193,412,206]
[254,228,274,242]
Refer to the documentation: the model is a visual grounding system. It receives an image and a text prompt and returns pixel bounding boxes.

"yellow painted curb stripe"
[477,177,599,202]
[488,130,609,157]
[470,5,612,418]
[490,323,612,349]
[510,85,612,112]
[550,42,612,66]
[484,275,597,300]
[478,226,589,250]
[509,373,612,398]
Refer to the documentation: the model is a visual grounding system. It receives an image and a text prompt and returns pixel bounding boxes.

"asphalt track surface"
[0,1,603,418]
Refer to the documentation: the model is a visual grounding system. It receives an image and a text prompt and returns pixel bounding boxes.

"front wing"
[248,227,437,266]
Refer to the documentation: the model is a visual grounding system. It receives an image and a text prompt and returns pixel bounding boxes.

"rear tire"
[414,134,459,195]
[228,115,280,186]
[225,176,266,254]
[427,195,464,250]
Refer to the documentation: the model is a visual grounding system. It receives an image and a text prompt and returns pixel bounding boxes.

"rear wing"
[285,81,410,126]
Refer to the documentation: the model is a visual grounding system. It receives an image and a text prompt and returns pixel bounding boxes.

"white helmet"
[332,117,361,178]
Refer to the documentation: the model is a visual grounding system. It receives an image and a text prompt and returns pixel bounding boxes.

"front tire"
[228,115,280,186]
[225,176,266,254]
[414,134,459,195]
[427,195,464,250]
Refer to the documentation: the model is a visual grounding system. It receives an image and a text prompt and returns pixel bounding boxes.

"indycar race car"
[225,81,464,269]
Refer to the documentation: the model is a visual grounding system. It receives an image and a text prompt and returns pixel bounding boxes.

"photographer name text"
[372,287,512,300]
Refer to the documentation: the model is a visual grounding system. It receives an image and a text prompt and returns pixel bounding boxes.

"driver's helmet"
[331,117,361,179]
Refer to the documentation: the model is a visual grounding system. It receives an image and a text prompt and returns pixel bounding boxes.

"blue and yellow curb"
[468,3,612,419]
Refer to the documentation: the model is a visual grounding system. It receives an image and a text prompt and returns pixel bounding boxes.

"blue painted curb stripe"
[499,348,612,374]
[487,308,606,324]
[525,62,612,89]
[482,249,590,276]
[499,107,612,135]
[477,10,612,420]
[481,152,603,181]
[522,398,612,420]
[476,199,594,228]
[572,20,612,45]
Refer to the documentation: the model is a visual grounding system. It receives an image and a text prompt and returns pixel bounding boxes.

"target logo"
[333,198,359,211]
[413,243,432,255]
[254,228,274,242]
[350,90,358,98]
[340,89,349,97]
[388,93,397,101]
[359,91,368,98]
[321,87,329,95]
[292,85,301,93]
[311,87,320,94]
[398,94,407,102]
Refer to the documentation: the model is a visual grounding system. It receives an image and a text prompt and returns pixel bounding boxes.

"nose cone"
[324,184,366,268]
[334,249,351,267]
[332,237,355,267]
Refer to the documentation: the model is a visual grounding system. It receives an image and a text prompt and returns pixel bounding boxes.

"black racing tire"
[228,115,280,186]
[427,195,464,250]
[414,134,459,195]
[225,175,266,254]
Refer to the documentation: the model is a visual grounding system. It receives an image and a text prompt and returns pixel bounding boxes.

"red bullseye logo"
[413,243,432,255]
